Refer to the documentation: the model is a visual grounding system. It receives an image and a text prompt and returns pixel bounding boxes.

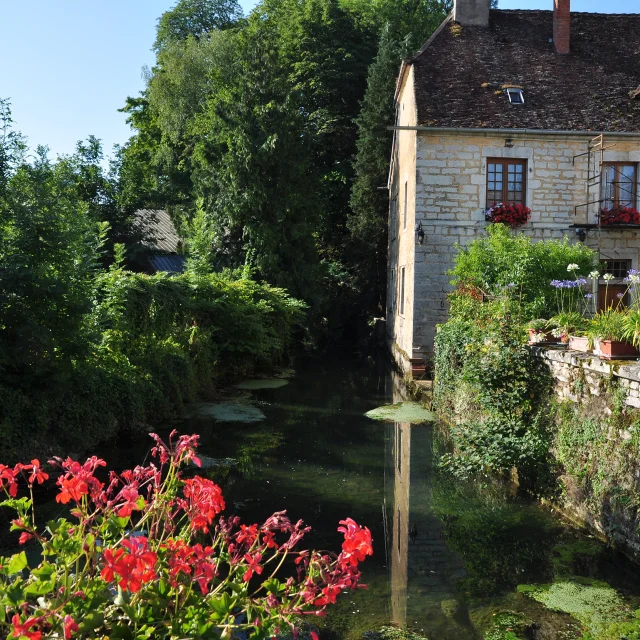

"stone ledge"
[533,346,640,407]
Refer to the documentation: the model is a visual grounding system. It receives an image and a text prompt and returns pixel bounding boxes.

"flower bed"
[600,206,640,225]
[485,203,531,228]
[0,432,373,639]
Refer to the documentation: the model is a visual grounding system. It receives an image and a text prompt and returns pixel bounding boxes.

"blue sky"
[1,0,636,161]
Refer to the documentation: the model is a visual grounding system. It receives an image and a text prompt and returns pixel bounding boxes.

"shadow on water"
[80,357,640,638]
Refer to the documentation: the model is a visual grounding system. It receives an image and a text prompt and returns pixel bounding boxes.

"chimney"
[453,0,490,27]
[553,0,570,54]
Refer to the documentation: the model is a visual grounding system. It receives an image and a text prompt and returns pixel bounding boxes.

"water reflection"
[387,421,468,638]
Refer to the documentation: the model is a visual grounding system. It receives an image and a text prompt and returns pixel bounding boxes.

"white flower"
[588,270,600,279]
[567,263,579,272]
[603,273,614,281]
[630,274,640,284]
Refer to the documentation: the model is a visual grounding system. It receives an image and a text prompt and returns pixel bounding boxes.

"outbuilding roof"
[411,10,640,132]
[133,209,182,254]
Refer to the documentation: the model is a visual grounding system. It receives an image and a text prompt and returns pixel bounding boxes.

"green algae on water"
[365,402,435,423]
[234,379,290,390]
[185,402,266,423]
[519,580,629,636]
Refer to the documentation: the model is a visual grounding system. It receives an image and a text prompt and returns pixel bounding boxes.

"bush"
[449,224,598,319]
[0,268,306,462]
[434,296,553,481]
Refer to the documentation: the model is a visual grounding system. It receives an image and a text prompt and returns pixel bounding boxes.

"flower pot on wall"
[527,329,560,345]
[594,339,639,360]
[568,336,590,352]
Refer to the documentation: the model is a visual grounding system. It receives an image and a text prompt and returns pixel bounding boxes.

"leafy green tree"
[348,26,404,314]
[0,146,107,381]
[154,0,244,51]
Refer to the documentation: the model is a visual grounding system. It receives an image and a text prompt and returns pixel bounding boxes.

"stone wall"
[535,346,640,409]
[387,66,418,372]
[535,346,640,558]
[391,127,640,361]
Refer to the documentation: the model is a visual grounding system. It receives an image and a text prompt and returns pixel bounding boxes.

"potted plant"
[549,312,587,349]
[526,318,559,344]
[588,309,639,359]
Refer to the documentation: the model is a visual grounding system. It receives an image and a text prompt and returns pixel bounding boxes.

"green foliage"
[348,25,405,316]
[0,145,107,380]
[434,296,553,479]
[154,0,244,51]
[553,393,640,526]
[587,308,628,342]
[119,0,453,335]
[450,225,598,319]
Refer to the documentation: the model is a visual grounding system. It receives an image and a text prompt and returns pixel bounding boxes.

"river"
[94,356,640,639]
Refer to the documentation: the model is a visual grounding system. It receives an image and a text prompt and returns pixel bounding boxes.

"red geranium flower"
[11,614,42,640]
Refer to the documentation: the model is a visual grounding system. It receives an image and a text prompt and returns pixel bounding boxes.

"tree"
[348,26,403,314]
[154,0,244,51]
[347,1,449,318]
[0,145,106,381]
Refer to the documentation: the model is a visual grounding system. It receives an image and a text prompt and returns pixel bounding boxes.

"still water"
[105,357,640,639]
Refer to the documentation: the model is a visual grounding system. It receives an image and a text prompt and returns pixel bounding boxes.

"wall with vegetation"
[535,347,640,559]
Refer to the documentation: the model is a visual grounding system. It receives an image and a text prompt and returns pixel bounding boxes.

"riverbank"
[0,270,305,464]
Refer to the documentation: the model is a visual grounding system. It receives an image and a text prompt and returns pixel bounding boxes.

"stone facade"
[387,67,640,371]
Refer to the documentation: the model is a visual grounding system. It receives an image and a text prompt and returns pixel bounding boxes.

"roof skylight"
[506,87,525,104]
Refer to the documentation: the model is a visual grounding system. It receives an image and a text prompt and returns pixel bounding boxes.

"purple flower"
[617,293,624,298]
[585,293,593,299]
[576,278,587,286]
[506,282,516,289]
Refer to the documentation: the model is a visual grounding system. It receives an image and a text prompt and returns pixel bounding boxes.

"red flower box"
[485,203,531,228]
[600,206,640,225]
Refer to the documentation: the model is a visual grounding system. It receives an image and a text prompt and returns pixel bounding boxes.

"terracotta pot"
[527,329,560,345]
[568,336,590,352]
[595,339,639,360]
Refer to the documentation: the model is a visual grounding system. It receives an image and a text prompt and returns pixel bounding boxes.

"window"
[505,88,525,104]
[400,267,405,315]
[403,181,408,229]
[390,191,398,240]
[396,425,402,474]
[486,159,527,206]
[389,268,395,313]
[602,163,637,209]
[603,259,632,278]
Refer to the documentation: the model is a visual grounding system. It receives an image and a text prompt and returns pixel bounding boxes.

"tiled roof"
[411,10,640,132]
[148,254,187,274]
[133,209,183,254]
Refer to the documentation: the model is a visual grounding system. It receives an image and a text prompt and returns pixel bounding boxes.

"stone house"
[386,0,640,373]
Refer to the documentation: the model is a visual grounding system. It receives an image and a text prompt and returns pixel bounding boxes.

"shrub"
[0,432,372,639]
[435,296,553,481]
[449,224,598,319]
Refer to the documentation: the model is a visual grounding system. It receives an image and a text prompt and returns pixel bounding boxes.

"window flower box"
[568,335,590,352]
[485,203,531,228]
[593,339,640,360]
[600,206,640,225]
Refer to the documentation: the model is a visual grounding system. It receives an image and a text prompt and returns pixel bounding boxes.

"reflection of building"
[386,418,467,636]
